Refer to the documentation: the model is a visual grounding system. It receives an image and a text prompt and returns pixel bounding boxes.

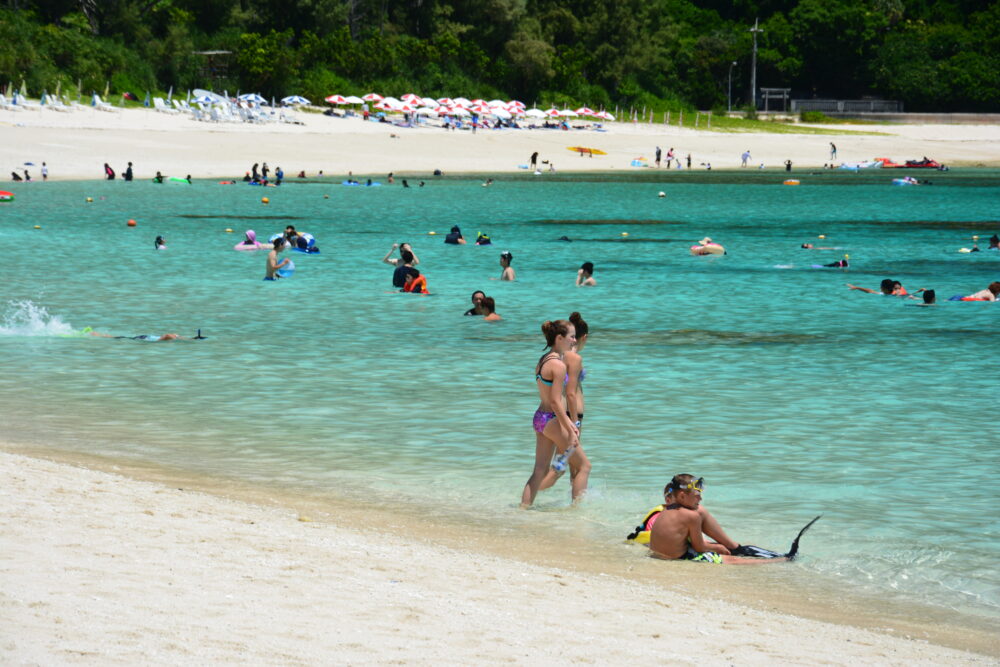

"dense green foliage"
[1,0,997,111]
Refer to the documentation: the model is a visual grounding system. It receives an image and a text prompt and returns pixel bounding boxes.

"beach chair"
[43,95,71,112]
[209,106,222,123]
[0,94,22,111]
[92,95,117,112]
[153,97,179,114]
[12,93,40,110]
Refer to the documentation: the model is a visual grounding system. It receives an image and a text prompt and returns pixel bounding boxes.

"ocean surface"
[1,171,998,621]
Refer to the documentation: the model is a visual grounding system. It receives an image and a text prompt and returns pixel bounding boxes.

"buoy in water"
[818,235,826,239]
[127,219,137,227]
[261,197,270,204]
[658,191,666,198]
[783,179,800,186]
[225,228,233,233]
[428,231,437,235]
[621,232,629,237]
[86,197,93,203]
[323,194,330,199]
[33,225,41,229]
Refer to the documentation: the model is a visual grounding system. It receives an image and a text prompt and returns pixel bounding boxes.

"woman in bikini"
[538,312,591,499]
[521,319,580,508]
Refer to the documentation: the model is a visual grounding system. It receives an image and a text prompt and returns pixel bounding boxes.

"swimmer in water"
[801,243,836,250]
[382,242,420,268]
[847,279,906,296]
[958,281,1000,301]
[521,319,581,508]
[464,290,486,316]
[84,328,205,341]
[576,262,596,287]
[481,296,502,321]
[498,251,516,281]
[154,236,166,250]
[265,238,290,280]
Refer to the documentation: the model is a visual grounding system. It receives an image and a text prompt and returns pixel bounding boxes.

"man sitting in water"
[265,238,290,280]
[649,474,786,564]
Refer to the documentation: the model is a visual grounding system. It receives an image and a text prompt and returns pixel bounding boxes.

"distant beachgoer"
[784,159,792,172]
[476,232,492,245]
[499,251,515,281]
[419,181,425,187]
[401,267,429,293]
[297,170,306,178]
[801,243,835,249]
[390,248,417,288]
[274,166,283,185]
[124,162,133,182]
[741,150,750,167]
[23,169,30,181]
[576,262,596,286]
[521,319,580,508]
[530,152,539,169]
[989,234,999,249]
[251,163,260,181]
[84,327,205,342]
[184,174,192,184]
[387,172,394,184]
[830,142,837,160]
[11,171,21,182]
[464,291,486,316]
[916,289,936,305]
[154,235,166,250]
[823,257,848,268]
[655,146,662,168]
[538,312,592,499]
[402,179,410,188]
[152,171,164,184]
[847,279,906,296]
[265,238,290,280]
[444,225,466,245]
[482,296,501,321]
[41,162,48,181]
[261,163,269,181]
[104,163,115,180]
[666,147,675,168]
[957,282,1000,301]
[686,154,692,169]
[383,242,419,267]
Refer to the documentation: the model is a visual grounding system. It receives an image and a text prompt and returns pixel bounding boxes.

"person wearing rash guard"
[464,291,486,316]
[444,225,466,245]
[390,249,417,288]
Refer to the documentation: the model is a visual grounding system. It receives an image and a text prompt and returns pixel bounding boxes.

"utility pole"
[728,61,737,112]
[749,18,763,111]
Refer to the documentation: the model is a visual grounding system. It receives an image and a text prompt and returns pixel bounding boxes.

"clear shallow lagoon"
[1,173,998,620]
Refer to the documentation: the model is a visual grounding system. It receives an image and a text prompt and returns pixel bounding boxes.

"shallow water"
[1,173,998,621]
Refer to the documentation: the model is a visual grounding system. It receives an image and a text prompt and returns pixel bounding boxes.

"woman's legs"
[520,432,555,508]
[568,445,591,503]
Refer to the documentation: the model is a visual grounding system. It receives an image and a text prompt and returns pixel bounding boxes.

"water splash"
[0,301,75,336]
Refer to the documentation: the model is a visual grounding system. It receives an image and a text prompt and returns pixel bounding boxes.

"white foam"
[0,300,75,336]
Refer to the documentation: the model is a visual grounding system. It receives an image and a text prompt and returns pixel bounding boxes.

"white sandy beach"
[0,450,994,664]
[2,105,1000,182]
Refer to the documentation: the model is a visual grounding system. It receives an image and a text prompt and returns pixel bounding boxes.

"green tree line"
[1,0,997,111]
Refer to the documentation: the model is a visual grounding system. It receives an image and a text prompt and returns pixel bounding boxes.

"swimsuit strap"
[535,352,561,384]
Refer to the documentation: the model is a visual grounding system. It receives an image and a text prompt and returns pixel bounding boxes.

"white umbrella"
[381,96,402,108]
[508,99,526,108]
[437,97,455,106]
[486,99,507,108]
[325,94,347,104]
[454,97,472,107]
[401,93,422,104]
[281,95,310,106]
[468,103,491,114]
[450,106,471,117]
[420,96,438,107]
[344,95,364,104]
[525,108,546,118]
[192,95,215,104]
[560,109,578,117]
[490,108,512,119]
[415,107,439,116]
[575,107,596,116]
[239,93,266,104]
[362,92,383,102]
[595,110,616,121]
[470,98,486,105]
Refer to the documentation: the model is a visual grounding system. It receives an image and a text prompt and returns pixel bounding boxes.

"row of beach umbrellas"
[324,93,615,120]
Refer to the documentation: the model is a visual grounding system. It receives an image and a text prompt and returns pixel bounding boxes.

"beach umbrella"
[454,97,472,107]
[167,86,173,101]
[490,108,512,119]
[239,93,266,104]
[560,109,578,117]
[546,108,563,117]
[192,95,215,104]
[525,108,546,118]
[434,106,453,115]
[420,96,438,107]
[595,110,616,121]
[401,93,422,104]
[281,95,310,106]
[325,94,347,104]
[575,107,595,116]
[508,99,525,108]
[450,106,471,117]
[381,96,402,108]
[486,99,507,108]
[415,107,439,116]
[470,98,486,106]
[362,92,383,102]
[469,103,491,114]
[436,97,455,106]
[344,95,364,104]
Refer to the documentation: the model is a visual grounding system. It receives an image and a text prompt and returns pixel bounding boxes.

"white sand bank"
[2,106,999,182]
[0,451,990,664]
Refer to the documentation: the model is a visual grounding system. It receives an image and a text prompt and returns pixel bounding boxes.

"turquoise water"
[1,175,998,619]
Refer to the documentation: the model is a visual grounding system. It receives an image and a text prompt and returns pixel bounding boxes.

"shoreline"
[3,107,999,183]
[2,442,996,662]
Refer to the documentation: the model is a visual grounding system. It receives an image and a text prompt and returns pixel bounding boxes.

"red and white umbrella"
[401,93,422,104]
[546,108,563,117]
[325,94,347,104]
[434,106,453,115]
[454,97,472,107]
[470,98,486,106]
[595,110,616,121]
[575,107,595,116]
[469,103,492,114]
[524,108,546,118]
[486,99,506,108]
[450,106,471,117]
[362,92,383,102]
[420,96,438,107]
[436,97,455,106]
[508,99,526,109]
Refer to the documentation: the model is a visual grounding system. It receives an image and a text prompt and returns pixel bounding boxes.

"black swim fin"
[193,329,206,340]
[784,515,822,561]
[729,515,821,560]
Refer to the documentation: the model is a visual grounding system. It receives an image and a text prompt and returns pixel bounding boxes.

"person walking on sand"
[741,150,751,167]
[830,142,837,161]
[41,162,48,181]
[530,152,538,169]
[521,319,581,508]
[655,146,662,168]
[667,147,675,168]
[538,312,592,500]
